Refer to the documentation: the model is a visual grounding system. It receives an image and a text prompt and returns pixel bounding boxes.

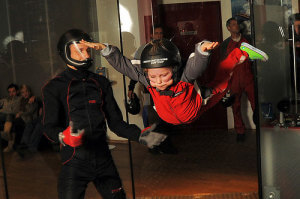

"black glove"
[139,123,167,149]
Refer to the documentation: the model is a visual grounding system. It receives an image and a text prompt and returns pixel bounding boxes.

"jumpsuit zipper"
[82,79,93,136]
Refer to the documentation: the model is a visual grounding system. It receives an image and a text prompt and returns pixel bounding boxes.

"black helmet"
[141,39,182,82]
[141,39,181,69]
[57,29,93,70]
[125,93,140,115]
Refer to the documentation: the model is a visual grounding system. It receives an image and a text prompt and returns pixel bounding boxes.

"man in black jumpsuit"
[42,29,166,199]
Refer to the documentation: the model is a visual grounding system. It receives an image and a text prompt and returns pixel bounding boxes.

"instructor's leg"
[94,158,126,199]
[58,163,91,199]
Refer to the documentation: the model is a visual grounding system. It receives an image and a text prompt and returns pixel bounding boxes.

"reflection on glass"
[257,11,300,128]
[255,2,300,199]
[119,4,133,33]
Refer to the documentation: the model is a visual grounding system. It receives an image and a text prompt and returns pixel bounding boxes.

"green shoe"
[240,42,269,62]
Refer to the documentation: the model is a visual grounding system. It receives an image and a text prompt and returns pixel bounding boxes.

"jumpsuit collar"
[65,67,90,80]
[157,88,174,96]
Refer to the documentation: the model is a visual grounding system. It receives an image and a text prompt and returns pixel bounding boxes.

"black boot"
[221,94,236,108]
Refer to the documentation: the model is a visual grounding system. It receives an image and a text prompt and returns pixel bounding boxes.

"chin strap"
[156,87,186,97]
[158,89,174,96]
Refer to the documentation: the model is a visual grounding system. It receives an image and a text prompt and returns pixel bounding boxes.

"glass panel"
[118,0,259,198]
[0,0,133,198]
[254,0,300,198]
[96,0,134,197]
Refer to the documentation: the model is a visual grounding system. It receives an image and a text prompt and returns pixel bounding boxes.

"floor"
[0,129,259,199]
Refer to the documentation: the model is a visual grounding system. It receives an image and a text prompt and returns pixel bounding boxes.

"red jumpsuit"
[221,37,255,134]
[103,44,249,125]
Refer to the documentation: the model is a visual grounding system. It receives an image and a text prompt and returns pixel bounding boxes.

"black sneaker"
[221,94,236,108]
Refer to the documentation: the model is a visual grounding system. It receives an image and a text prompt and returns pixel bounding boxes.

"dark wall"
[0,0,11,97]
[0,0,98,97]
[0,0,9,53]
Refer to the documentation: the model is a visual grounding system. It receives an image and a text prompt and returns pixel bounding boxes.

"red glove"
[60,121,84,147]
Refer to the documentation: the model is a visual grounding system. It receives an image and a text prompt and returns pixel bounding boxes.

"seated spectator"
[0,84,21,144]
[4,84,38,152]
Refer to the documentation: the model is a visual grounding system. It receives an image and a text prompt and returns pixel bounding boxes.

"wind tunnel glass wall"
[253,1,300,199]
[1,0,263,198]
[123,0,259,198]
[0,0,134,198]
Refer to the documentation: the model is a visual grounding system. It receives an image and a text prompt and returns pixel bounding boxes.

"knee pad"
[112,187,126,199]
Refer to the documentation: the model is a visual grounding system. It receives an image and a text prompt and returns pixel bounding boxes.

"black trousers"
[13,117,25,148]
[58,147,126,199]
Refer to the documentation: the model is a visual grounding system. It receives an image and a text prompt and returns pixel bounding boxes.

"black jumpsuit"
[42,67,141,199]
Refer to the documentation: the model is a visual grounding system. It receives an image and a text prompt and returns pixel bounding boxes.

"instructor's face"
[69,43,91,61]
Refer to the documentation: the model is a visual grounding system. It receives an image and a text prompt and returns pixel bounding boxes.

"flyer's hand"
[139,123,167,148]
[60,121,84,147]
[80,40,106,51]
[201,41,219,52]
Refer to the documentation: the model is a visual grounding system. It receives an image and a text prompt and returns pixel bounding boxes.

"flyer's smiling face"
[147,67,173,91]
